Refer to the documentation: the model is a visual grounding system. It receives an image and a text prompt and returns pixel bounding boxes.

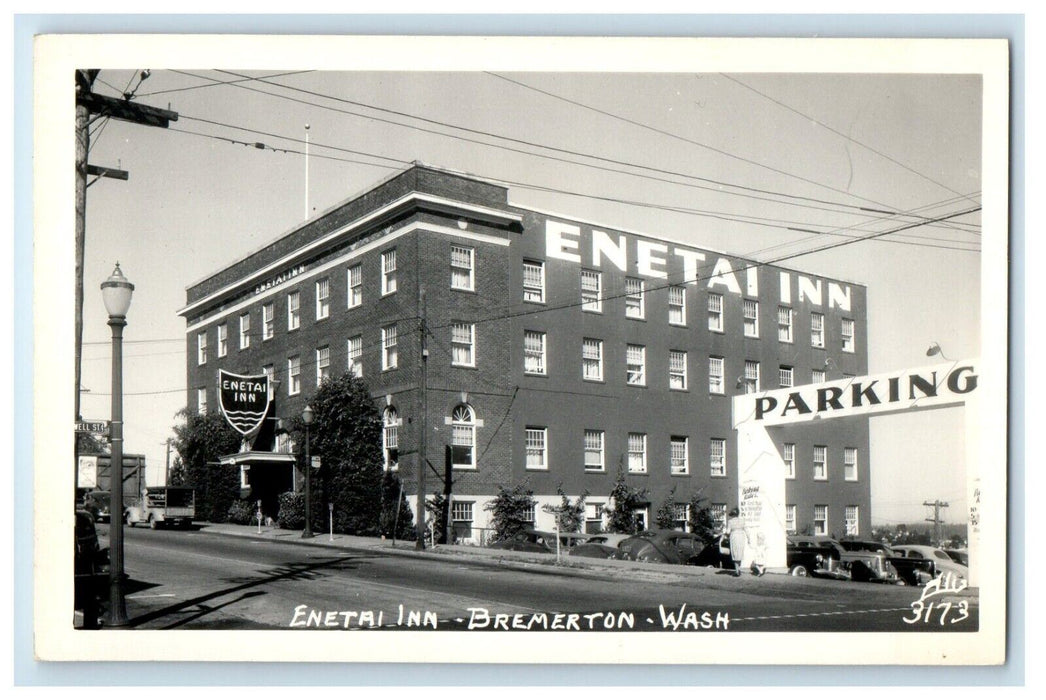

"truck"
[125,487,196,529]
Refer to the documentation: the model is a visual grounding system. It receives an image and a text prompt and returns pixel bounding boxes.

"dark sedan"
[616,529,706,565]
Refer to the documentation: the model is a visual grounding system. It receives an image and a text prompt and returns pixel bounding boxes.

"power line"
[138,70,317,98]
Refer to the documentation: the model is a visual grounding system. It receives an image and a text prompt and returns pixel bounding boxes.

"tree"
[687,491,720,545]
[425,493,447,545]
[485,483,536,542]
[542,486,587,533]
[170,408,242,522]
[603,469,648,534]
[655,487,680,530]
[77,431,110,456]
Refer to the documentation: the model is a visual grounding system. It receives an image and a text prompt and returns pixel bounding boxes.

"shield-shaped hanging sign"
[218,369,270,436]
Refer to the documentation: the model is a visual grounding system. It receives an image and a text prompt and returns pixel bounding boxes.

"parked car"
[786,538,851,579]
[82,490,111,523]
[692,534,734,569]
[74,510,109,626]
[838,539,904,584]
[569,533,631,560]
[892,545,969,583]
[616,529,707,565]
[944,549,969,566]
[488,529,590,554]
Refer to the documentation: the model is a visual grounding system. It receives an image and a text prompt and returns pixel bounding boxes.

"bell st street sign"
[75,420,110,434]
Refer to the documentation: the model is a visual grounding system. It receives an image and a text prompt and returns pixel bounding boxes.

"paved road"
[93,524,979,633]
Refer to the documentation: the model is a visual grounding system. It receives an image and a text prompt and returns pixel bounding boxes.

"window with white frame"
[585,502,605,534]
[239,313,250,349]
[581,270,602,312]
[670,437,689,475]
[813,445,827,480]
[451,500,474,540]
[347,264,362,309]
[844,447,858,481]
[451,323,475,367]
[383,407,399,471]
[197,388,207,414]
[783,443,796,479]
[778,306,793,343]
[584,430,604,471]
[627,433,647,473]
[217,323,228,358]
[669,350,688,390]
[347,335,362,377]
[708,356,725,394]
[669,286,686,325]
[707,293,724,332]
[743,360,760,394]
[287,291,300,331]
[315,346,330,385]
[381,249,397,295]
[845,505,859,536]
[779,366,794,388]
[287,355,301,396]
[672,503,689,532]
[450,405,476,469]
[841,318,856,353]
[582,338,603,381]
[524,331,546,375]
[811,312,824,348]
[743,299,759,338]
[522,260,545,303]
[197,331,208,365]
[785,505,797,534]
[813,505,828,536]
[381,324,398,370]
[812,368,827,384]
[710,438,726,477]
[262,302,274,340]
[451,245,474,291]
[316,278,330,320]
[525,427,547,470]
[522,503,535,523]
[711,503,727,529]
[625,277,644,318]
[626,344,646,386]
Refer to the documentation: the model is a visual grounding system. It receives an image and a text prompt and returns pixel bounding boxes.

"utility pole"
[924,499,950,545]
[416,287,428,550]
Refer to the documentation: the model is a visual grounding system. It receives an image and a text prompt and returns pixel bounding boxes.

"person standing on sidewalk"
[725,508,748,577]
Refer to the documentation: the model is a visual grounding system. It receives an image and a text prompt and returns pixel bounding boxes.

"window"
[347,336,363,377]
[783,443,796,479]
[383,407,399,472]
[381,249,397,295]
[844,447,858,481]
[585,502,605,534]
[672,503,690,532]
[743,360,760,394]
[523,260,545,303]
[450,405,476,469]
[707,293,723,332]
[524,331,546,375]
[813,445,827,480]
[316,346,330,385]
[451,245,474,291]
[347,264,362,309]
[626,344,646,386]
[239,313,250,349]
[841,318,855,353]
[711,504,727,529]
[217,323,228,358]
[451,323,475,367]
[743,299,759,338]
[710,438,726,477]
[581,270,602,312]
[262,302,274,340]
[670,437,689,475]
[381,324,398,370]
[845,506,859,537]
[584,430,605,472]
[197,331,207,365]
[582,338,603,381]
[627,433,647,473]
[522,503,536,524]
[779,366,794,388]
[785,505,797,534]
[197,388,207,414]
[451,500,474,541]
[525,427,547,470]
[669,350,688,390]
[625,277,644,318]
[810,312,824,348]
[778,306,793,343]
[316,278,330,320]
[669,286,686,325]
[813,505,828,536]
[287,355,301,395]
[287,291,300,331]
[812,368,827,384]
[708,356,725,394]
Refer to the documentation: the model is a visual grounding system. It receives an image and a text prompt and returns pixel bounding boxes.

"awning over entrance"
[218,451,297,468]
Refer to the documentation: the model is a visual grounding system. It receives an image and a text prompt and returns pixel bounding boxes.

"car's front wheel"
[789,564,809,577]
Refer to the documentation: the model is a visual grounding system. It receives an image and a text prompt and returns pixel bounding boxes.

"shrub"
[277,491,305,530]
[226,499,257,525]
[604,469,648,534]
[485,484,536,542]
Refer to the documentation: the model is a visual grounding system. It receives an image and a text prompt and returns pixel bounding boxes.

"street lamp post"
[301,404,315,539]
[100,263,134,627]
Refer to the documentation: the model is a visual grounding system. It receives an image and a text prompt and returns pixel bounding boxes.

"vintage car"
[615,529,707,565]
[892,545,969,583]
[693,534,850,577]
[569,533,631,560]
[837,539,906,584]
[487,529,590,554]
[944,548,969,566]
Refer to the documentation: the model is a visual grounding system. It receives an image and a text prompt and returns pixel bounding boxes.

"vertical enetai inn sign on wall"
[217,369,271,436]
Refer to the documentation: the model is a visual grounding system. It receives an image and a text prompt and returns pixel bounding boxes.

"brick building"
[179,163,871,541]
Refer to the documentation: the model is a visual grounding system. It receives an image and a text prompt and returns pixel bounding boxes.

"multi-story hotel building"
[180,164,871,541]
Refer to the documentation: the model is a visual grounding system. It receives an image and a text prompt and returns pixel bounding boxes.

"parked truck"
[125,487,195,529]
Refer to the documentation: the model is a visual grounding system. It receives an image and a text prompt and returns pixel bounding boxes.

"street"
[87,524,979,633]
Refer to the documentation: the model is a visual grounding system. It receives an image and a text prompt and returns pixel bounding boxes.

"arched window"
[450,404,476,470]
[382,407,399,472]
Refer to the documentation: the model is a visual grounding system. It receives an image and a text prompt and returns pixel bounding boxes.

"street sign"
[75,420,110,434]
[311,456,322,469]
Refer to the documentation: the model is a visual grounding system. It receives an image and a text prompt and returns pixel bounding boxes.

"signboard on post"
[77,455,98,488]
[217,369,270,436]
[75,419,110,435]
[311,456,322,469]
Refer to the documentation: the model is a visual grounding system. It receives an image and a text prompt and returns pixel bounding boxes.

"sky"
[74,62,986,525]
